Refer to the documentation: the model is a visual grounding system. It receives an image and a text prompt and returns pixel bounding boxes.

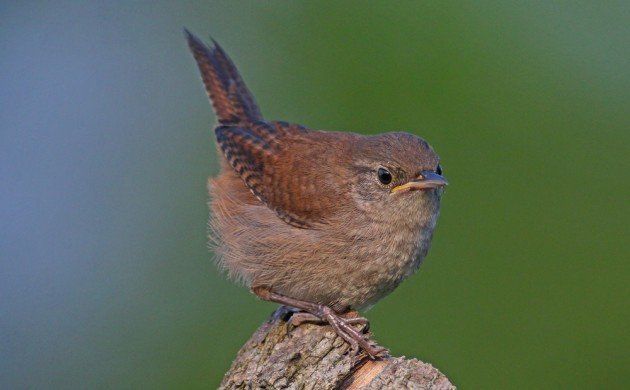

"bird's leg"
[252,286,387,358]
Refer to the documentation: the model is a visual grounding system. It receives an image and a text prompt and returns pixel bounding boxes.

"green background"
[2,2,628,388]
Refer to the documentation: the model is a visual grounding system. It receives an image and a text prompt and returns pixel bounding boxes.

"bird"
[185,30,447,358]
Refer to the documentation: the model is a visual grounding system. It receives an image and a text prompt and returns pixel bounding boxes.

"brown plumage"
[186,30,447,357]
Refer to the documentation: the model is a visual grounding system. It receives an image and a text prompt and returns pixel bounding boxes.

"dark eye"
[436,164,443,175]
[377,167,392,185]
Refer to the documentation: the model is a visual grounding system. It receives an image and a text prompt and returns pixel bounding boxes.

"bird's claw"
[288,308,385,358]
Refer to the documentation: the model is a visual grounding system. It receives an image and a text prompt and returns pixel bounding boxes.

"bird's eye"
[436,164,443,175]
[377,167,392,185]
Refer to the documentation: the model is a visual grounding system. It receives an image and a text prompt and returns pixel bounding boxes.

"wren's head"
[350,132,446,213]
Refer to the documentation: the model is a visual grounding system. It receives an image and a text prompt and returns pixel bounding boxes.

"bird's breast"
[334,192,441,309]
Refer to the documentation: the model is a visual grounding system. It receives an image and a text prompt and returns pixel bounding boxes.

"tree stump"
[220,306,455,389]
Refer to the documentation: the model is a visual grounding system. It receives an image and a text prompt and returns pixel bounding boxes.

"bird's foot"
[314,306,388,359]
[290,311,370,332]
[252,286,388,359]
[289,311,385,358]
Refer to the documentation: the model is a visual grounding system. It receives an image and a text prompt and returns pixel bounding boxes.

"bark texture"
[220,307,455,389]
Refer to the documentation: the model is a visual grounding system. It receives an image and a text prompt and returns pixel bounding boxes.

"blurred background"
[1,1,628,388]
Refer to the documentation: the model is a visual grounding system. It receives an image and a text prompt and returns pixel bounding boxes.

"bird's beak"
[391,171,448,193]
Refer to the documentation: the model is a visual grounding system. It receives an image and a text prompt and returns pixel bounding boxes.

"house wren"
[186,30,447,358]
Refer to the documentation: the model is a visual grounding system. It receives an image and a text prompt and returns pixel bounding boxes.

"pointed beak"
[391,171,448,193]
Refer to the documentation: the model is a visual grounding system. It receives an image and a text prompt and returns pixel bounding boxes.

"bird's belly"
[275,206,440,310]
[331,201,440,309]
[337,230,434,309]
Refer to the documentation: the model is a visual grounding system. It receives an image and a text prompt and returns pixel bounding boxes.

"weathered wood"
[220,307,455,389]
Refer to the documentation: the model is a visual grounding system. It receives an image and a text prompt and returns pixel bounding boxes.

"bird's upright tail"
[185,29,262,124]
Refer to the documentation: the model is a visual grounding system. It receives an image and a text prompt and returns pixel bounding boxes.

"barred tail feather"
[185,29,262,124]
